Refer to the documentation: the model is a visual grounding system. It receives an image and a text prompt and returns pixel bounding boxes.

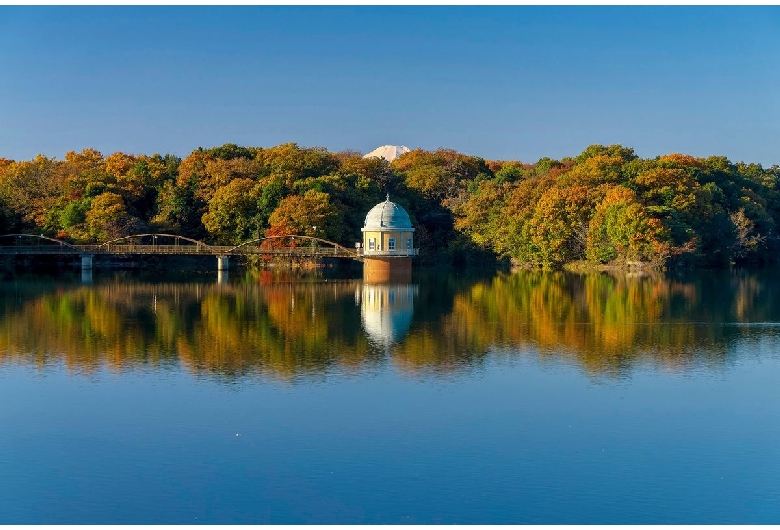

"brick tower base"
[363,257,412,283]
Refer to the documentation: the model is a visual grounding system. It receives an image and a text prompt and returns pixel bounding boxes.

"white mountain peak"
[363,145,411,162]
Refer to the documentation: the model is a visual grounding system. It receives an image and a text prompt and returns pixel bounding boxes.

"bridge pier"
[80,254,93,284]
[217,256,229,284]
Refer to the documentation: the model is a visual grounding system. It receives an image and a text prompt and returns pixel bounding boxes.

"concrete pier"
[216,256,229,284]
[81,254,93,270]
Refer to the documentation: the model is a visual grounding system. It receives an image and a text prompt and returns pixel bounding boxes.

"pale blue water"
[1,269,779,523]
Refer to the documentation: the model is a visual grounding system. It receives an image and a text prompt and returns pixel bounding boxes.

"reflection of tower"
[361,195,416,283]
[358,283,418,350]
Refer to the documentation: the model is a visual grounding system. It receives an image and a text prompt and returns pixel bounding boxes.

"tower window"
[388,238,396,251]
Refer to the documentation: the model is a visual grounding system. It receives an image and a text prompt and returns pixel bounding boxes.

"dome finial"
[386,193,390,202]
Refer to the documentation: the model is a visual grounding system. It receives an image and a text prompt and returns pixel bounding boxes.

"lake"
[1,267,779,524]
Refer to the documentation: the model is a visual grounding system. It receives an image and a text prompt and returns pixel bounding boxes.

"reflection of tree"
[1,270,780,379]
[178,282,373,379]
[0,279,374,381]
[393,270,780,377]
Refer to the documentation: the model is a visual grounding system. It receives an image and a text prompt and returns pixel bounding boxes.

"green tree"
[85,192,142,241]
[586,186,668,263]
[524,186,593,268]
[202,178,261,244]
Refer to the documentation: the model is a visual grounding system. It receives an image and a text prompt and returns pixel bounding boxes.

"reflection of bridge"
[0,233,363,271]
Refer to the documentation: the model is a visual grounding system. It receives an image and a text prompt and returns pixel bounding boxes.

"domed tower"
[361,195,416,282]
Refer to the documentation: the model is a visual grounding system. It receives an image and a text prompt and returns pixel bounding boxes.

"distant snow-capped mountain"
[362,145,410,162]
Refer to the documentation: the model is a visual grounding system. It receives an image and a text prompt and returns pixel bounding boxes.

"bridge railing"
[228,245,357,257]
[357,249,419,257]
[85,244,213,255]
[0,233,392,260]
[0,245,81,255]
[0,243,360,257]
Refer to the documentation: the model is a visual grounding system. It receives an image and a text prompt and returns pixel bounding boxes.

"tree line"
[1,142,778,268]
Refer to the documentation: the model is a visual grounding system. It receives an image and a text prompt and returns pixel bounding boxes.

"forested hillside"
[1,143,778,269]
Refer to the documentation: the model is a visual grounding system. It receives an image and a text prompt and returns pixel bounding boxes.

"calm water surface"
[1,268,779,524]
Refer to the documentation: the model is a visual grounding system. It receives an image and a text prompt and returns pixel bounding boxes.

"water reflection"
[2,269,780,379]
[359,283,418,350]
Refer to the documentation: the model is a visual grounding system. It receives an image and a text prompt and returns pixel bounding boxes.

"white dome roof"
[364,196,413,230]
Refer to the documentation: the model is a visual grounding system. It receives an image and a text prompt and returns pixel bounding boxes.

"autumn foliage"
[1,142,779,268]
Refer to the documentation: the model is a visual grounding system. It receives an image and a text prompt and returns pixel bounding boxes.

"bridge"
[0,233,419,275]
[0,233,374,271]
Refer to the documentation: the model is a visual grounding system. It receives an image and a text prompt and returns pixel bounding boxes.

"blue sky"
[1,6,779,165]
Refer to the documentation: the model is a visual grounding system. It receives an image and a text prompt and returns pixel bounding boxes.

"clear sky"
[1,6,779,165]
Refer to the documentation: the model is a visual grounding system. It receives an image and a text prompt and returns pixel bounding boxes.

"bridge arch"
[228,235,358,258]
[0,233,82,253]
[96,233,216,252]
